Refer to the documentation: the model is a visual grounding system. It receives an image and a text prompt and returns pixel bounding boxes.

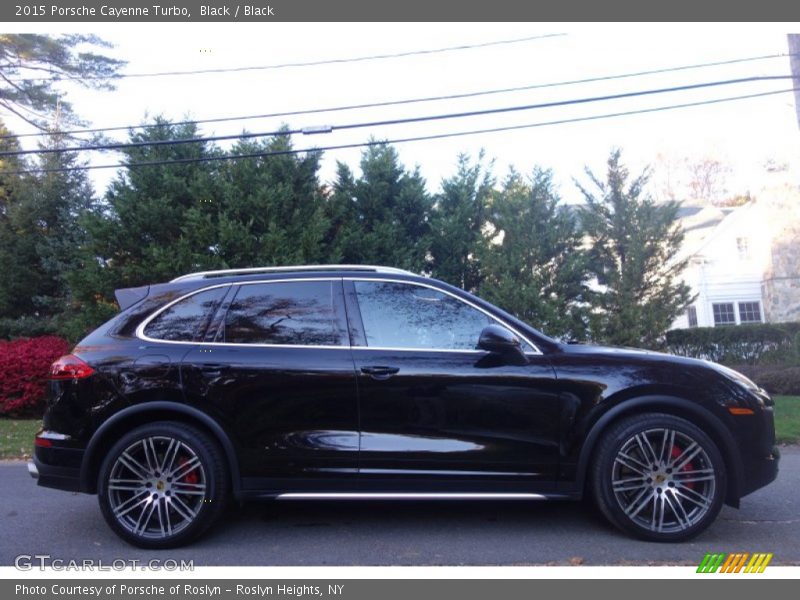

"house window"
[738,301,762,323]
[712,303,736,326]
[686,305,698,328]
[736,237,750,260]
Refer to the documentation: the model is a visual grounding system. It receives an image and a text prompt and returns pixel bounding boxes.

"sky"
[4,22,800,203]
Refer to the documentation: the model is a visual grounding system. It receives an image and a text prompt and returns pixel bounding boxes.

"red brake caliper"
[670,445,695,489]
[177,456,199,485]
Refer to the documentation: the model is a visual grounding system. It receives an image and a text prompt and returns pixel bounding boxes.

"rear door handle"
[360,365,400,380]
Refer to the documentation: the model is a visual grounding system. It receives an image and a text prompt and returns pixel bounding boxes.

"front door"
[345,279,561,492]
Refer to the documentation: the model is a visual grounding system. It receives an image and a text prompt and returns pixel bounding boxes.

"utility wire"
[0,75,793,158]
[2,87,794,177]
[0,52,792,142]
[8,32,566,83]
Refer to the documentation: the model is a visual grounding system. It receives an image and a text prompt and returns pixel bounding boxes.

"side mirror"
[477,325,525,361]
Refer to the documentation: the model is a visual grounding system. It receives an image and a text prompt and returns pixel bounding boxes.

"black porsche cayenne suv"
[31,265,779,548]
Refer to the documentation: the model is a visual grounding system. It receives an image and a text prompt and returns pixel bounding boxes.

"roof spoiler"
[114,285,150,310]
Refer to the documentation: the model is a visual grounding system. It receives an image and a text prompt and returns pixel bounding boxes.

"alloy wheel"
[611,427,717,534]
[107,436,208,540]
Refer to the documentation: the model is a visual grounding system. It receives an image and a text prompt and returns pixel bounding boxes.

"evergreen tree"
[578,149,691,348]
[71,122,330,336]
[0,120,94,336]
[0,119,30,320]
[213,134,329,267]
[428,153,493,291]
[72,120,220,321]
[25,131,95,322]
[328,144,432,272]
[481,168,591,340]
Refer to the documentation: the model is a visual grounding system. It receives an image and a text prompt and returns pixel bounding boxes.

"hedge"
[730,364,800,396]
[665,323,800,365]
[0,336,70,418]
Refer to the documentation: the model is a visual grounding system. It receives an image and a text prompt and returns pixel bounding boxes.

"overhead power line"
[0,52,792,142]
[8,32,566,84]
[0,75,792,158]
[2,87,794,177]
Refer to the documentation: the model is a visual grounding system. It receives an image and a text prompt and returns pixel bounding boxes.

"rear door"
[179,278,359,492]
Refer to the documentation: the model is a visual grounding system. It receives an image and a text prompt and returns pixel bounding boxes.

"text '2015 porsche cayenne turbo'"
[31,265,779,547]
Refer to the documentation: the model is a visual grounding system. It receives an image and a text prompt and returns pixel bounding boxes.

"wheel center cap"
[156,480,165,491]
[654,473,666,484]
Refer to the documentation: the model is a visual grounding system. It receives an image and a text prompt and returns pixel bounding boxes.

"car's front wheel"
[591,413,726,542]
[97,421,228,548]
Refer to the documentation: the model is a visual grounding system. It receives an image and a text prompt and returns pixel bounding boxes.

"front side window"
[712,302,736,326]
[222,280,345,346]
[144,286,228,342]
[738,301,762,323]
[353,281,531,351]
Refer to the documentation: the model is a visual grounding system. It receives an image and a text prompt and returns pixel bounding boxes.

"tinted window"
[354,281,528,351]
[144,287,228,342]
[223,281,344,346]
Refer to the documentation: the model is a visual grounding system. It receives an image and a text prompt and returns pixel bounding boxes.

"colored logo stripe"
[697,553,773,573]
[745,553,773,573]
[697,553,726,573]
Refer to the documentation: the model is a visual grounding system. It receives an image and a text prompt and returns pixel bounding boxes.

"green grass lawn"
[775,395,800,444]
[0,397,798,460]
[0,419,40,460]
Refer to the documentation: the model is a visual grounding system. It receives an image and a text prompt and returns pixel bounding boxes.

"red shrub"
[0,336,70,417]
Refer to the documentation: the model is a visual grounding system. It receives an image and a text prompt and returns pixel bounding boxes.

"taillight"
[49,355,94,380]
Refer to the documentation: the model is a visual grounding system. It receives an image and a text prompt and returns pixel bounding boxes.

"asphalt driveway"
[1,447,798,566]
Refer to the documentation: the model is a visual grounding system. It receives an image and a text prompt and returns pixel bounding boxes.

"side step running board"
[275,492,558,500]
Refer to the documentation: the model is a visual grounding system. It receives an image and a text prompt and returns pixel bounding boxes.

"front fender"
[564,394,743,507]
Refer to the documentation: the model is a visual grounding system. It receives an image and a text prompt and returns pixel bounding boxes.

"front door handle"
[360,365,400,380]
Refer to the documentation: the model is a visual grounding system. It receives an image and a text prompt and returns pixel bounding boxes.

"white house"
[670,185,800,329]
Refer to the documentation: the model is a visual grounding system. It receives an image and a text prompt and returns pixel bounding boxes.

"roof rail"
[170,264,417,283]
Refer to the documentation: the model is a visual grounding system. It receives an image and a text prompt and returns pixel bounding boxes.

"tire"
[97,421,229,548]
[590,412,726,542]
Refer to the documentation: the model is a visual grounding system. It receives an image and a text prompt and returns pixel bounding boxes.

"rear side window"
[222,281,345,346]
[143,286,228,342]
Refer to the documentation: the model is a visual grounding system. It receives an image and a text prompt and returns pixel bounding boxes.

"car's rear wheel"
[591,413,726,542]
[97,421,228,548]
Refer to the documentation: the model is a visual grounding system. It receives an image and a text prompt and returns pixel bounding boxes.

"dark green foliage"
[480,168,591,341]
[0,124,702,350]
[578,149,692,348]
[327,144,432,273]
[0,34,124,130]
[665,323,800,365]
[731,365,800,396]
[428,153,492,291]
[70,120,218,333]
[0,119,29,318]
[0,121,93,340]
[70,123,331,336]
